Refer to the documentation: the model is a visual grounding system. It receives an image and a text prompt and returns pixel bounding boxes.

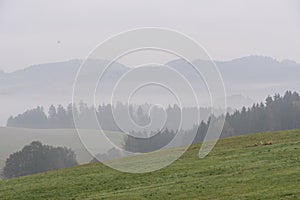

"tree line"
[122,91,300,152]
[7,103,217,131]
[196,91,300,142]
[7,103,151,130]
[6,91,300,154]
[4,91,300,172]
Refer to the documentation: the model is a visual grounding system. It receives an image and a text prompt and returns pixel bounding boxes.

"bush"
[3,141,78,179]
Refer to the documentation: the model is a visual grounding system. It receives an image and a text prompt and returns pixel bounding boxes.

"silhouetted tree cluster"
[7,103,216,131]
[2,141,78,179]
[195,91,300,143]
[124,128,175,153]
[7,105,74,129]
[120,91,300,152]
[6,103,152,130]
[7,106,48,128]
[8,91,300,152]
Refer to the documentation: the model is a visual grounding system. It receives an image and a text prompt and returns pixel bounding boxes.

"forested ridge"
[7,91,300,142]
[6,103,217,131]
[192,91,300,142]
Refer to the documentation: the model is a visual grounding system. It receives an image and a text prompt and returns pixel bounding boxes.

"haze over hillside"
[0,55,299,125]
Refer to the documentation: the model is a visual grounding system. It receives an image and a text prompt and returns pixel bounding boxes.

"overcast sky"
[1,0,300,72]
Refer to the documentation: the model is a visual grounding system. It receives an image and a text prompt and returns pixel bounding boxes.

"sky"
[0,0,300,72]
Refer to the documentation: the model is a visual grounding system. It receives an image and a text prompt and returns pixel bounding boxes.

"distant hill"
[0,59,128,125]
[1,56,299,125]
[167,56,300,106]
[0,129,299,199]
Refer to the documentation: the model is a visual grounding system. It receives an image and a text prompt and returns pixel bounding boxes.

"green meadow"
[0,129,299,199]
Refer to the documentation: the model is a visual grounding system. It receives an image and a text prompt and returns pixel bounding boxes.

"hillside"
[0,129,299,199]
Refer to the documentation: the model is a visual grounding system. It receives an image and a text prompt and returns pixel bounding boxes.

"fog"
[1,0,300,72]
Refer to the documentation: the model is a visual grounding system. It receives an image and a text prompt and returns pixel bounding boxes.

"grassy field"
[0,129,299,199]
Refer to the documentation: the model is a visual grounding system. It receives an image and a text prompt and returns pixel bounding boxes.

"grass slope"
[0,129,299,199]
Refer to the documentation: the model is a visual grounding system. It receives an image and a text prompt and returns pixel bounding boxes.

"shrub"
[3,141,78,179]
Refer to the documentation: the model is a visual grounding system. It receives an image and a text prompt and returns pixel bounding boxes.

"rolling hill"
[0,129,299,199]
